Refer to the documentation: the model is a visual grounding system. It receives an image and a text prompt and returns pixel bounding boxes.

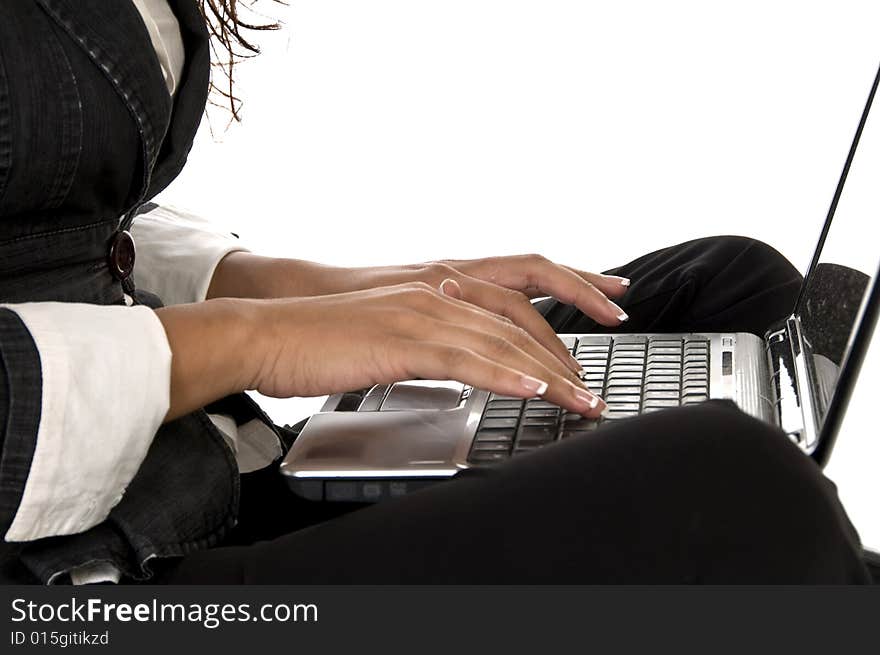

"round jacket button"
[108,230,136,281]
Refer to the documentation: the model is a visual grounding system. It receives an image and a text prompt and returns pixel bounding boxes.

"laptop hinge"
[764,316,821,454]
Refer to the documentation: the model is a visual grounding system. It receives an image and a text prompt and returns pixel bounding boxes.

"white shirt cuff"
[2,303,172,542]
[130,204,250,306]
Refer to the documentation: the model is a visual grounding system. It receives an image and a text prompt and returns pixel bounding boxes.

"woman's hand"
[208,253,630,374]
[157,284,607,423]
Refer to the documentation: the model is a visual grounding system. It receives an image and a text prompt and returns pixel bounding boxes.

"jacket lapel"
[34,0,210,208]
[146,0,211,200]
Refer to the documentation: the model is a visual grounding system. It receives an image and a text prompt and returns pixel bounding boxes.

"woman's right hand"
[157,283,607,422]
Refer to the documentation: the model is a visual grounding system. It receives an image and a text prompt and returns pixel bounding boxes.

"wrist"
[156,297,266,421]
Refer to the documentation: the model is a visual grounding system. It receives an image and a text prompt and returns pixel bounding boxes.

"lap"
[154,400,868,583]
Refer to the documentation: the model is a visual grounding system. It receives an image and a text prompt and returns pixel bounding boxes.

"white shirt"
[131,0,185,95]
[1,1,282,584]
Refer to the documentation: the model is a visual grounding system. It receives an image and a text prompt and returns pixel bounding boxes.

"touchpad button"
[380,380,465,411]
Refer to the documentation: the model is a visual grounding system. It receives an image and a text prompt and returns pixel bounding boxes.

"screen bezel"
[795,62,880,465]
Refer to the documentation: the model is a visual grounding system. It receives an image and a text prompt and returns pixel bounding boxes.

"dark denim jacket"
[0,0,271,583]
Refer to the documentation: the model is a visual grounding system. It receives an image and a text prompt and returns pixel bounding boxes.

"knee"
[657,401,865,581]
[695,235,801,284]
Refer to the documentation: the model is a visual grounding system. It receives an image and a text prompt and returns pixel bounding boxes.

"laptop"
[280,62,880,503]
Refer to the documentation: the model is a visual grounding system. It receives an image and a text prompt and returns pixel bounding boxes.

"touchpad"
[380,380,466,411]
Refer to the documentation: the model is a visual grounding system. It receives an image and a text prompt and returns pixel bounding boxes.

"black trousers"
[154,236,871,584]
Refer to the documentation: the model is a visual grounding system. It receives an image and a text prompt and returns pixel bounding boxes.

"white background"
[157,1,880,551]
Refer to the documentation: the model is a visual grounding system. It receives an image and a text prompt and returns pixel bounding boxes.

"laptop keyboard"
[467,335,711,465]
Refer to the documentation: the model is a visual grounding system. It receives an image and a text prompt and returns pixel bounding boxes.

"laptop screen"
[795,63,880,452]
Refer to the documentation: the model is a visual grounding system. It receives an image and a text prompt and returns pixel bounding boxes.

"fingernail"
[439,278,454,295]
[567,353,583,373]
[521,375,548,396]
[602,274,630,287]
[600,407,612,419]
[608,300,629,322]
[574,387,603,410]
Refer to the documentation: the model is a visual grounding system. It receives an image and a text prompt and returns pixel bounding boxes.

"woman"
[0,0,870,584]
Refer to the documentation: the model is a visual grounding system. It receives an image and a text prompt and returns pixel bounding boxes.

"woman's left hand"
[209,252,631,374]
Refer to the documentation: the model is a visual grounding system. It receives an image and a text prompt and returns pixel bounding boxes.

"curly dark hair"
[197,0,283,122]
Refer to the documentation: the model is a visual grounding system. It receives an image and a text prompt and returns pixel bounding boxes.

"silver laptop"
[281,62,880,502]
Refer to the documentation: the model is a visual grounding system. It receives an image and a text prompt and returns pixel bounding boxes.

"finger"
[563,267,631,300]
[403,340,605,417]
[439,276,582,374]
[497,256,630,327]
[402,284,586,386]
[438,277,463,300]
[449,256,629,326]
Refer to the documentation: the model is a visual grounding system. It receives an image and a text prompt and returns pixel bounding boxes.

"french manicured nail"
[608,300,629,322]
[600,407,612,419]
[439,278,455,295]
[574,387,603,411]
[567,353,583,373]
[602,274,630,287]
[521,375,548,396]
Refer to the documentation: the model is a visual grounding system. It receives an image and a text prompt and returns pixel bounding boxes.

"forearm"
[155,298,265,421]
[206,252,353,299]
[206,252,428,300]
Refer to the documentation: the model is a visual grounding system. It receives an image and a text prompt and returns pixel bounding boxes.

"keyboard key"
[474,430,514,444]
[604,392,640,403]
[484,408,521,419]
[603,385,641,396]
[648,346,682,355]
[576,336,613,347]
[645,375,680,385]
[522,416,558,427]
[488,393,523,402]
[486,400,524,410]
[613,335,647,345]
[647,354,682,362]
[525,399,558,409]
[469,452,510,464]
[643,399,679,408]
[562,418,599,430]
[471,442,511,453]
[644,382,680,391]
[480,418,519,430]
[682,387,709,397]
[517,425,558,445]
[577,346,611,356]
[513,444,543,455]
[645,361,681,370]
[603,410,638,420]
[606,371,644,380]
[683,395,709,404]
[610,355,645,364]
[644,390,679,400]
[609,364,644,373]
[523,408,560,418]
[605,401,640,412]
[561,429,595,439]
